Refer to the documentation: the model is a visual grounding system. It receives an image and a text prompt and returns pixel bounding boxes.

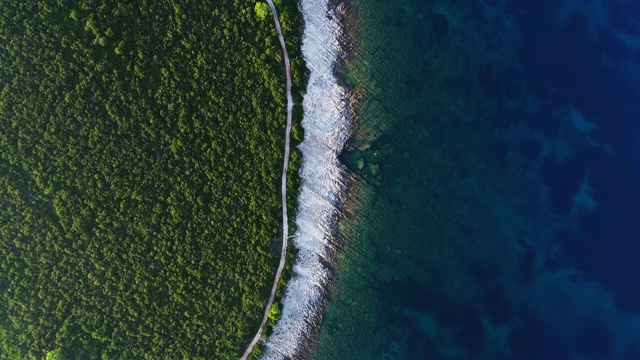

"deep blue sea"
[310,0,640,358]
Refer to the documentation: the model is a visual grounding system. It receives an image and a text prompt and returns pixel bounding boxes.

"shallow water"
[311,0,640,359]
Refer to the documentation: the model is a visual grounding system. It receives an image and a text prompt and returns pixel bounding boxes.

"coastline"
[260,0,355,358]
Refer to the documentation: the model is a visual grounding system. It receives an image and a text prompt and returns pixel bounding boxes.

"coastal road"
[241,0,294,358]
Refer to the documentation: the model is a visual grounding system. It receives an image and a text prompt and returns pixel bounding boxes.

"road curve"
[241,0,294,358]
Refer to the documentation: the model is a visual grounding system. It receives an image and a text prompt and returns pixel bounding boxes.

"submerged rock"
[369,163,380,176]
[431,12,450,41]
[381,143,396,156]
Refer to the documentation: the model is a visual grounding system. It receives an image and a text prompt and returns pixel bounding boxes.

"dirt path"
[241,0,294,358]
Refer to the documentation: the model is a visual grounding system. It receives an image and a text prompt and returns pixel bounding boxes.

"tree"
[45,348,65,360]
[254,2,270,21]
[267,303,281,321]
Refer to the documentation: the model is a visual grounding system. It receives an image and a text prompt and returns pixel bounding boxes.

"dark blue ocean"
[311,0,640,358]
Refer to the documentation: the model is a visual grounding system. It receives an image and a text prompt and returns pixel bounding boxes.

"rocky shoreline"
[259,0,358,358]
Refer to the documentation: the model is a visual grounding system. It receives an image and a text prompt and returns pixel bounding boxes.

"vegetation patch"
[0,0,303,358]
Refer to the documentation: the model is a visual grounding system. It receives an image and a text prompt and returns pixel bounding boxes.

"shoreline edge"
[260,0,355,358]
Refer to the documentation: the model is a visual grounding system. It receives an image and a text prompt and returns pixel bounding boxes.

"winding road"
[241,0,294,358]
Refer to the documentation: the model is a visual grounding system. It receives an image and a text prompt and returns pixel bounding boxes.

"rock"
[358,142,371,150]
[369,163,380,176]
[357,157,365,170]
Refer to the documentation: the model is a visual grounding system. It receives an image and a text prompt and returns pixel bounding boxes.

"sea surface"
[307,0,640,359]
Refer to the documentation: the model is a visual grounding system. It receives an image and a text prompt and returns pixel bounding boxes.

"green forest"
[0,0,304,358]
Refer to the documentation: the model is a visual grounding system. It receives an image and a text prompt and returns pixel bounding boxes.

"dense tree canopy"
[0,0,304,358]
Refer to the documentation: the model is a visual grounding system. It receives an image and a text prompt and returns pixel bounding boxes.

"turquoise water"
[311,0,640,359]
